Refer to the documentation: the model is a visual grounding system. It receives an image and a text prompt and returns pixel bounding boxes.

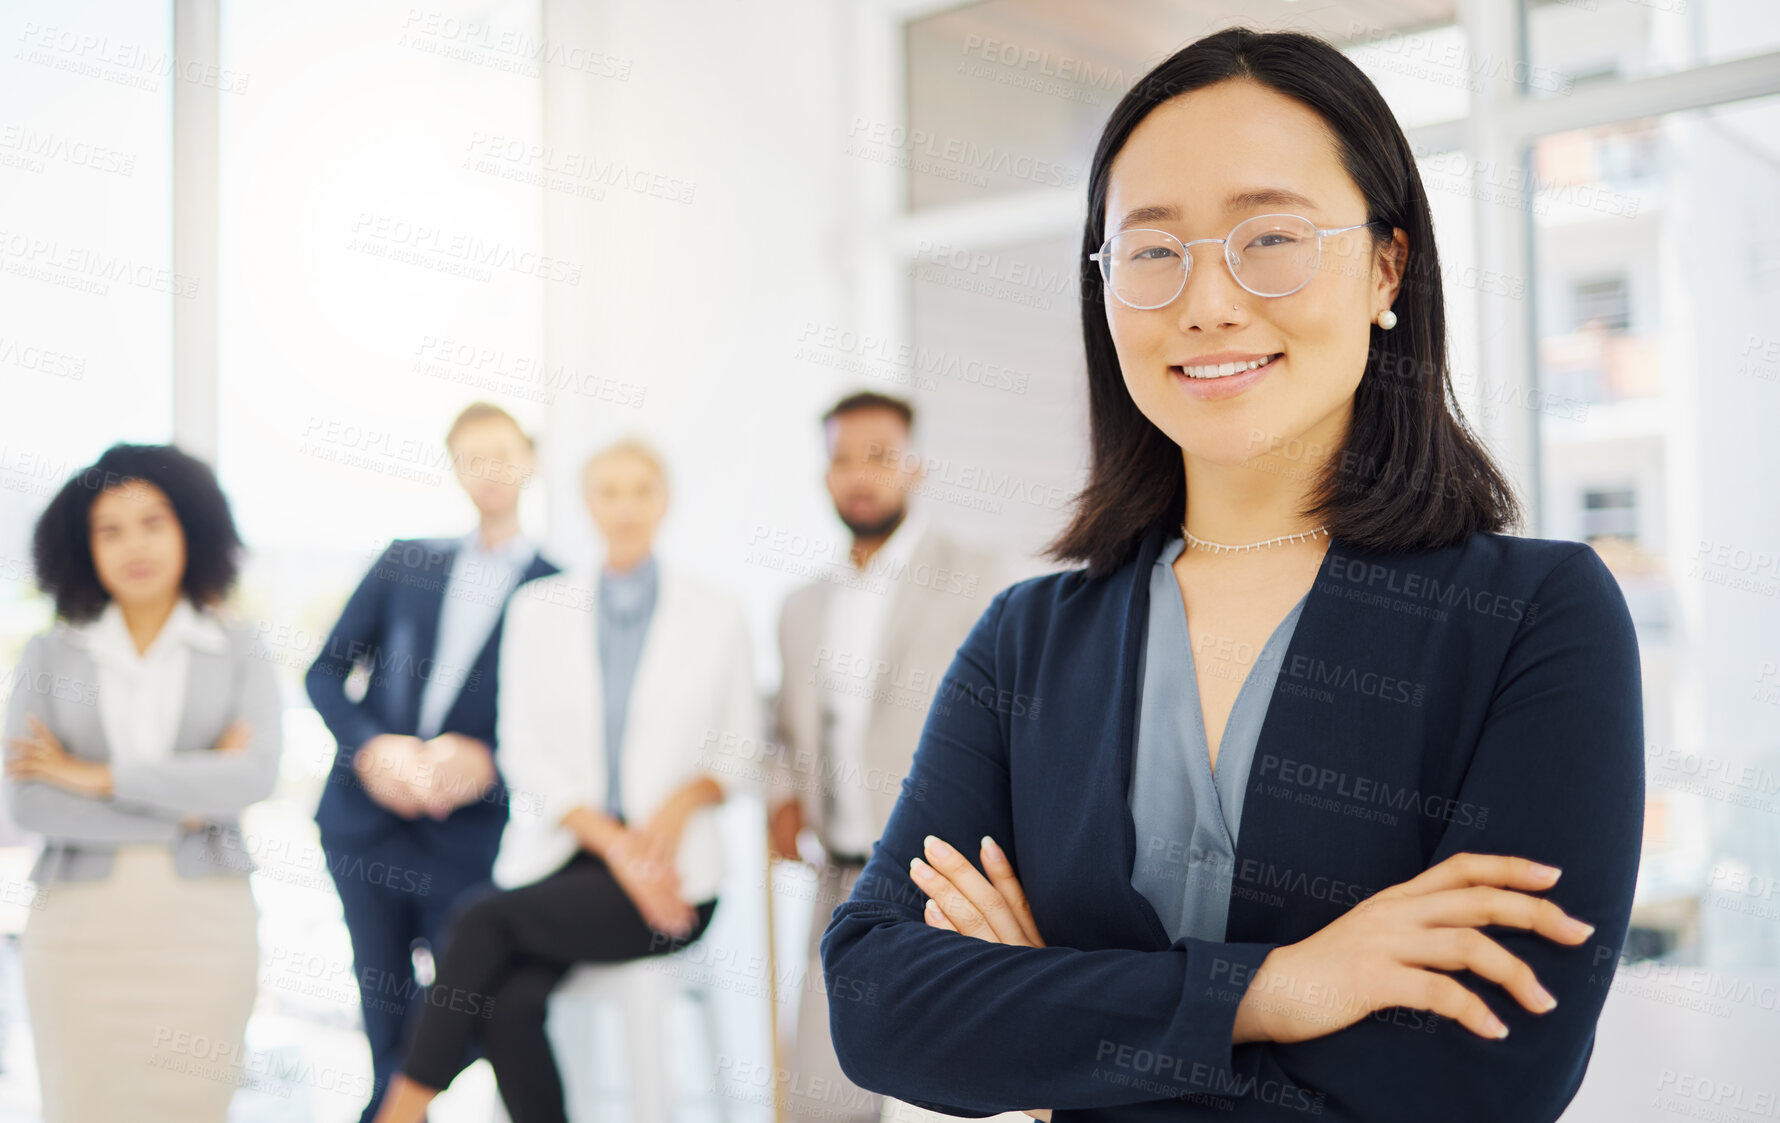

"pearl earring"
[1376,309,1398,330]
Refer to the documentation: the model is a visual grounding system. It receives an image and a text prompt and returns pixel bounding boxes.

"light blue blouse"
[1129,535,1309,944]
[596,555,659,822]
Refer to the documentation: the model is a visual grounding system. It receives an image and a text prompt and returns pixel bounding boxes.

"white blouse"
[71,597,231,765]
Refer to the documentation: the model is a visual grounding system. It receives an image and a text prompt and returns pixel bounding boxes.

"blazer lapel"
[59,618,236,761]
[53,637,112,763]
[170,647,233,753]
[1111,524,1176,949]
[447,548,555,729]
[866,532,947,827]
[415,540,457,728]
[560,570,604,807]
[413,540,456,665]
[1222,533,1387,945]
[872,537,929,709]
[1104,525,1351,948]
[782,579,835,828]
[470,549,556,669]
[792,578,836,668]
[522,552,558,584]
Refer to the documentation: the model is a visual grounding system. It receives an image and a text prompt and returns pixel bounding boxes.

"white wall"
[537,0,853,695]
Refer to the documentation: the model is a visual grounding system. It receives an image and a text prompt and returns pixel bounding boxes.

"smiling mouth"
[1173,353,1283,380]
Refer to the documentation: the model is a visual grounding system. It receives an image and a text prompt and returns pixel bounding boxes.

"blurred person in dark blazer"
[4,444,280,1122]
[305,402,558,1122]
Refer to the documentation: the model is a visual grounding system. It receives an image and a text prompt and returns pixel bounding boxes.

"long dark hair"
[1046,27,1522,577]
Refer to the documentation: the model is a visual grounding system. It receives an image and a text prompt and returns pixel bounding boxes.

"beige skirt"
[20,844,259,1123]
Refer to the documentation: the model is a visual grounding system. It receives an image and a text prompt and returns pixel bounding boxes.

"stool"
[543,795,771,1123]
[547,944,731,1123]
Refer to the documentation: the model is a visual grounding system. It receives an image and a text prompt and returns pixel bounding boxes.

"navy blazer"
[306,537,560,863]
[822,523,1644,1123]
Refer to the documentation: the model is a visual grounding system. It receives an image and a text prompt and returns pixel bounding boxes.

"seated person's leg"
[483,962,572,1123]
[377,852,717,1122]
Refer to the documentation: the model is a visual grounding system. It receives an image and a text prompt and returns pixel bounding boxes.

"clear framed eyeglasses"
[1089,213,1382,308]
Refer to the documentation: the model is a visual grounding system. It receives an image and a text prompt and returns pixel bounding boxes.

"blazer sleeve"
[304,542,396,755]
[765,597,812,817]
[3,635,181,844]
[1227,545,1646,1123]
[109,637,284,819]
[494,593,579,828]
[820,586,1282,1117]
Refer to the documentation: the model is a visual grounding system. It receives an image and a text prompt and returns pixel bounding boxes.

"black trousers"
[399,850,718,1123]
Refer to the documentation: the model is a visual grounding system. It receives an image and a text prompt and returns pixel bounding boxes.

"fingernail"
[1530,863,1562,881]
[1565,917,1595,939]
[924,835,953,858]
[909,857,932,879]
[1533,985,1558,1012]
[1486,1014,1509,1038]
[981,835,1004,862]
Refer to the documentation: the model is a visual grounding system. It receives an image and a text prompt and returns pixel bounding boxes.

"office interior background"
[2,0,1779,1119]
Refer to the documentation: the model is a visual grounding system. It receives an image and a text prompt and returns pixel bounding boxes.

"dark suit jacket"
[306,536,560,865]
[822,523,1644,1123]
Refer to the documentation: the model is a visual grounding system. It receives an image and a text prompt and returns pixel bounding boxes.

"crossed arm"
[823,549,1645,1121]
[6,634,283,837]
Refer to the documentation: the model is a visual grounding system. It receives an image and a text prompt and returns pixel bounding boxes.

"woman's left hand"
[629,802,687,879]
[910,834,1053,1121]
[413,733,496,820]
[5,714,114,798]
[909,833,1046,948]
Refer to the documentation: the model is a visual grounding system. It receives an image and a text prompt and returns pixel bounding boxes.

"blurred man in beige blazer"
[768,391,1009,1123]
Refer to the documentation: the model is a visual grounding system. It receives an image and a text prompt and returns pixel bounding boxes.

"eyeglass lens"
[1100,214,1325,306]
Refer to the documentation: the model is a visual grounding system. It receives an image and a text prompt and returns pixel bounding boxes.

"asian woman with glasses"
[823,27,1642,1123]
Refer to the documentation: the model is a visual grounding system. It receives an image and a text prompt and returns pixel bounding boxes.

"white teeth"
[1178,354,1278,379]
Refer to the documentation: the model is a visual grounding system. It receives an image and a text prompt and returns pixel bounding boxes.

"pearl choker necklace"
[1181,524,1329,555]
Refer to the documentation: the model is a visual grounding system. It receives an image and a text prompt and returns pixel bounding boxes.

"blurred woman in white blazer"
[373,438,761,1123]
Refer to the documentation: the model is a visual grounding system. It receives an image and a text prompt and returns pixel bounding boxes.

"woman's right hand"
[353,734,427,819]
[604,829,696,940]
[213,721,253,753]
[1235,852,1595,1045]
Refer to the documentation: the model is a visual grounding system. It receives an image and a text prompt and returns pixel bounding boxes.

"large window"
[1526,0,1780,94]
[219,0,548,559]
[1531,94,1780,988]
[0,0,176,641]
